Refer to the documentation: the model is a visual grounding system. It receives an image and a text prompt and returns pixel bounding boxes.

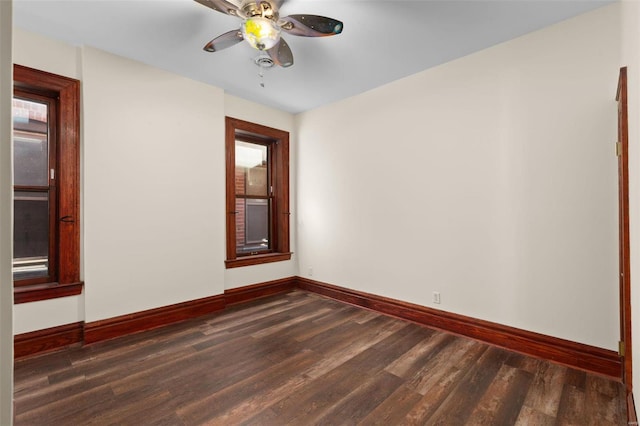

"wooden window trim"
[225,117,291,268]
[13,65,83,303]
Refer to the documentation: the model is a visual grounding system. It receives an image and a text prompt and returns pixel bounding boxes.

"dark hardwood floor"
[14,290,626,425]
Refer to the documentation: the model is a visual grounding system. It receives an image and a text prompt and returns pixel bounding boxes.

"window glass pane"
[13,98,49,187]
[235,141,267,197]
[13,191,49,280]
[236,198,270,254]
[246,199,269,244]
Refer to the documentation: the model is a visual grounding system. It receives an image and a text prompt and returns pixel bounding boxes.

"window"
[13,65,82,303]
[13,94,55,283]
[225,117,291,268]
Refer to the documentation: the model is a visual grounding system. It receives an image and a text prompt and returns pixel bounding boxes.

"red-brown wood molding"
[14,281,83,304]
[15,280,299,357]
[15,276,623,383]
[629,392,638,425]
[14,322,83,359]
[84,294,226,344]
[296,277,622,380]
[224,277,297,306]
[84,279,299,344]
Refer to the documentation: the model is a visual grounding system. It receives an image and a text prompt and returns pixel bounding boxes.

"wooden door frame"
[617,66,632,393]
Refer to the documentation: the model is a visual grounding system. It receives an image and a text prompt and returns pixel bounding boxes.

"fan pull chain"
[259,67,265,88]
[253,54,275,88]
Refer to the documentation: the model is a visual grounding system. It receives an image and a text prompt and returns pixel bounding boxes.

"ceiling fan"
[195,0,343,68]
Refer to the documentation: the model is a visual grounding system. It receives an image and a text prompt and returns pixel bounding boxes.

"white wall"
[0,1,13,423]
[82,47,226,322]
[621,0,640,396]
[11,3,625,356]
[296,4,621,350]
[12,31,296,330]
[12,29,79,80]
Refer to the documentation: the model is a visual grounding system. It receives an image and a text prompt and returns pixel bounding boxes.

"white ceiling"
[14,0,612,114]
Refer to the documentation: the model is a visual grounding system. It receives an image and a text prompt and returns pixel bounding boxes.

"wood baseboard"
[14,322,83,359]
[84,279,297,344]
[15,275,624,383]
[297,277,622,380]
[84,294,226,344]
[16,279,299,357]
[224,277,297,306]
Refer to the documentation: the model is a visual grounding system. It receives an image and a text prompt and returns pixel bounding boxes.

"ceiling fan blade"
[279,15,343,37]
[204,29,243,52]
[194,0,244,18]
[267,37,294,67]
[270,0,285,10]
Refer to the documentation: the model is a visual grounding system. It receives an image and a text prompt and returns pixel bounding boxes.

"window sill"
[225,252,292,269]
[14,281,84,304]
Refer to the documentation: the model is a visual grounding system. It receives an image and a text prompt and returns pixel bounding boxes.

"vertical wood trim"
[56,73,81,284]
[617,66,633,393]
[277,133,290,254]
[628,392,637,425]
[225,117,237,263]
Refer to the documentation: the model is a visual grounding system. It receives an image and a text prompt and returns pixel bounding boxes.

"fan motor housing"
[243,1,278,20]
[254,56,275,69]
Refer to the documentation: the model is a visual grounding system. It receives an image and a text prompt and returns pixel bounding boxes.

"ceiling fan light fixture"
[197,0,343,69]
[241,17,280,51]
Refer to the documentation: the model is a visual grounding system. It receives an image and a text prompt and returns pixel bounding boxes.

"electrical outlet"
[308,267,313,276]
[433,291,441,304]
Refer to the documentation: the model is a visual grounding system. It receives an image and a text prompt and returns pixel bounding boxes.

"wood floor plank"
[466,363,532,425]
[87,390,175,426]
[176,349,320,425]
[315,370,404,425]
[384,331,451,379]
[514,405,556,426]
[425,346,512,425]
[15,384,116,425]
[302,320,407,380]
[202,293,315,336]
[211,325,413,424]
[520,361,567,418]
[12,290,626,426]
[555,384,586,425]
[250,307,333,338]
[357,384,424,425]
[220,297,326,336]
[256,355,371,424]
[293,304,366,342]
[505,351,542,374]
[303,314,393,355]
[584,375,625,426]
[398,342,490,423]
[348,323,435,375]
[406,336,485,396]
